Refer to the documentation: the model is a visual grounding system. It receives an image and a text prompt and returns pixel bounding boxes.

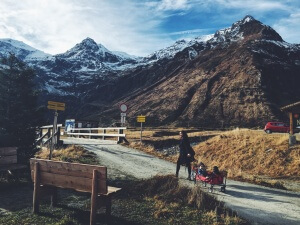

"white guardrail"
[67,127,126,138]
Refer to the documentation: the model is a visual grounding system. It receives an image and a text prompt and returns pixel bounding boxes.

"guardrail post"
[118,129,123,143]
[102,129,106,140]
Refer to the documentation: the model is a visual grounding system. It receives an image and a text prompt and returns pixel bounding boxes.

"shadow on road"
[228,184,300,198]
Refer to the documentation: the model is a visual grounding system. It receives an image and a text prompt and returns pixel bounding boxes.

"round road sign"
[120,103,128,112]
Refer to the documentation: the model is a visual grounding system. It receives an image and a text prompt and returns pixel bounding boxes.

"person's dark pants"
[176,158,191,177]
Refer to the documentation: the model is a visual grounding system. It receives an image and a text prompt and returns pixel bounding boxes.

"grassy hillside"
[193,129,299,178]
[126,128,300,190]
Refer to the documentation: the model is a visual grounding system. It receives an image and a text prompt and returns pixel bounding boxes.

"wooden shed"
[280,101,300,135]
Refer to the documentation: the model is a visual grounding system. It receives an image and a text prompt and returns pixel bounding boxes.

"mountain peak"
[78,37,99,50]
[210,15,283,44]
[241,15,256,24]
[60,37,101,58]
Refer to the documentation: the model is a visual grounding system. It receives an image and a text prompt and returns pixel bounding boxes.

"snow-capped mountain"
[56,37,141,71]
[0,38,50,61]
[143,15,284,62]
[1,15,299,127]
[83,15,300,127]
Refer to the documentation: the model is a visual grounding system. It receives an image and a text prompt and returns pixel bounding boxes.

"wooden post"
[140,122,143,143]
[57,127,61,146]
[47,128,51,147]
[118,129,123,143]
[289,112,294,135]
[102,129,106,140]
[33,162,40,213]
[39,128,42,141]
[50,111,58,160]
[90,169,98,225]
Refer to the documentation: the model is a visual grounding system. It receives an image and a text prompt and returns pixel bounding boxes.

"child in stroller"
[195,165,227,193]
[190,162,207,181]
[198,162,208,176]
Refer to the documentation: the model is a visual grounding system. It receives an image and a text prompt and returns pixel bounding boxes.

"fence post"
[102,129,106,140]
[118,128,123,143]
[57,127,61,146]
[47,128,51,147]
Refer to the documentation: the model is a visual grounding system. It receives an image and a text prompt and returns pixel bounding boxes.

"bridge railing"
[67,127,127,143]
[35,124,63,147]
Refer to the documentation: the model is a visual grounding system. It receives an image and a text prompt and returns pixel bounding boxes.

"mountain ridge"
[0,15,299,127]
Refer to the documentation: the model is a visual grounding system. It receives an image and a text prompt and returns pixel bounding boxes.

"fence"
[67,127,127,143]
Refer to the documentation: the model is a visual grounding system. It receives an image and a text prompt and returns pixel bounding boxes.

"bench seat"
[30,158,121,225]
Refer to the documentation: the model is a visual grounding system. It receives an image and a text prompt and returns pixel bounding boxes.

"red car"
[264,122,290,134]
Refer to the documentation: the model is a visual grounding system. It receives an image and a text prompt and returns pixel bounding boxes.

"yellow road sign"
[47,101,65,111]
[48,101,65,107]
[47,105,65,111]
[137,115,146,123]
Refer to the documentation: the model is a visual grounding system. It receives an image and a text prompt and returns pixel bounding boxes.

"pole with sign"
[137,115,146,143]
[120,103,128,126]
[47,101,65,159]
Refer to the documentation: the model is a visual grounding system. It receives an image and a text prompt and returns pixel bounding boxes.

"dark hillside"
[84,16,299,127]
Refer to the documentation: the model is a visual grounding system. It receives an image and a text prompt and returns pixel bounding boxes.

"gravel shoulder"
[83,143,300,225]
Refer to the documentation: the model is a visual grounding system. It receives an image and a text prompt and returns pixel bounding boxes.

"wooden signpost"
[47,101,65,159]
[137,115,146,143]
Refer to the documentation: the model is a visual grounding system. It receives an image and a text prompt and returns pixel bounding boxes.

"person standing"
[176,131,195,180]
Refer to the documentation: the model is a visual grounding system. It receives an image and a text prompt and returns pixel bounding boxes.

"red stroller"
[195,169,227,193]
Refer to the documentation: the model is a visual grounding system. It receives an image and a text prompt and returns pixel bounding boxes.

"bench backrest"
[30,158,108,194]
[0,147,17,165]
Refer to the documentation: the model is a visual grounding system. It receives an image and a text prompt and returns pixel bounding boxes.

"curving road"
[82,143,300,225]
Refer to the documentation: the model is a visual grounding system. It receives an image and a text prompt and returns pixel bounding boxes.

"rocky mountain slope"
[83,16,300,127]
[1,16,299,127]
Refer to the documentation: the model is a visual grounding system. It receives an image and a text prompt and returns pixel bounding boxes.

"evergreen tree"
[0,54,43,163]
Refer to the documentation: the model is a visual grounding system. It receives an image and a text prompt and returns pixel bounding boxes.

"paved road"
[83,143,300,225]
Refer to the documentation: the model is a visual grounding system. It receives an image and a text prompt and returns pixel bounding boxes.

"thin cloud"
[157,0,190,11]
[0,0,171,56]
[0,0,299,57]
[214,0,291,11]
[273,12,300,43]
[167,28,213,36]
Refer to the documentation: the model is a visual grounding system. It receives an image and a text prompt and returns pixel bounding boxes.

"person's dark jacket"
[178,138,195,165]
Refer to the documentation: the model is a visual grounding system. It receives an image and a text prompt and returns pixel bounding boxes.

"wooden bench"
[0,147,26,172]
[30,158,121,225]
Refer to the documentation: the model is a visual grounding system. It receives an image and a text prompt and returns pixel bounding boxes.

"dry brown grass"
[125,127,221,140]
[129,175,246,225]
[194,129,300,178]
[34,145,98,164]
[125,128,299,190]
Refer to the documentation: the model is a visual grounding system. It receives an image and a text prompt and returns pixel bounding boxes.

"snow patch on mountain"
[146,34,213,61]
[264,40,300,51]
[112,51,141,61]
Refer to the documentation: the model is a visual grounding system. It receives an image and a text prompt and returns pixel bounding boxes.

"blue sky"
[0,0,299,56]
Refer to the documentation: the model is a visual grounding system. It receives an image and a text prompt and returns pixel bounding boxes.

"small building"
[280,101,300,135]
